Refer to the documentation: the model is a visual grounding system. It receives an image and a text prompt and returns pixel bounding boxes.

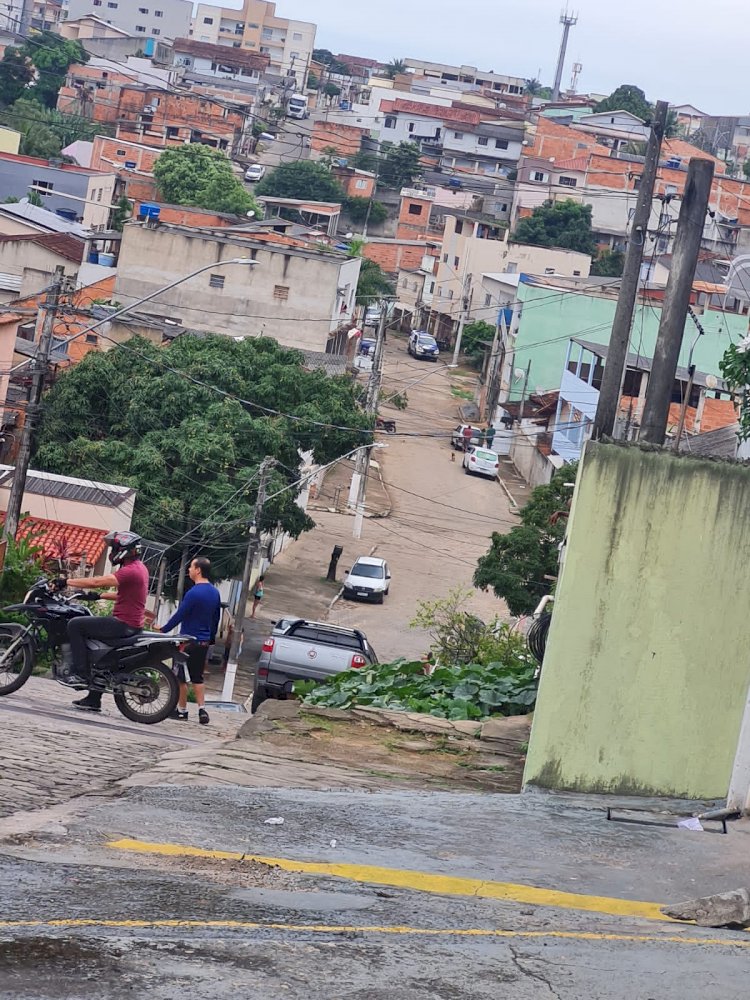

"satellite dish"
[246,210,256,219]
[705,374,718,389]
[514,368,525,381]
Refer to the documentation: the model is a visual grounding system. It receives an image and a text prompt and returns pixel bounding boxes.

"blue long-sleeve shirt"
[163,582,221,642]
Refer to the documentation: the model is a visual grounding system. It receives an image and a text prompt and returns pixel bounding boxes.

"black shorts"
[178,641,209,685]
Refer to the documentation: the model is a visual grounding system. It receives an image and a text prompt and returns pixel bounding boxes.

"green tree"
[34,335,371,578]
[1,96,114,157]
[591,249,625,277]
[256,160,344,202]
[595,84,651,121]
[307,70,319,91]
[743,161,750,180]
[351,149,379,172]
[153,144,259,215]
[21,31,89,108]
[378,141,422,189]
[355,258,393,306]
[0,48,34,106]
[474,464,578,615]
[461,320,496,367]
[111,195,132,232]
[524,78,543,97]
[344,196,387,225]
[384,58,407,79]
[512,199,596,255]
[323,81,341,99]
[318,144,340,168]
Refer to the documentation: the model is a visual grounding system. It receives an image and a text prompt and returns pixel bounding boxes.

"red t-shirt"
[114,560,149,628]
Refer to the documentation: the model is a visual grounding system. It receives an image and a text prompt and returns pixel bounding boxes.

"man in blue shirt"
[161,556,221,725]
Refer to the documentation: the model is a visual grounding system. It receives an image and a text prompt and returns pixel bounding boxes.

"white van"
[287,94,308,119]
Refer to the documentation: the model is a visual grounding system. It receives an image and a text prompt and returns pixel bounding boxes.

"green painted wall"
[524,442,750,800]
[508,283,748,400]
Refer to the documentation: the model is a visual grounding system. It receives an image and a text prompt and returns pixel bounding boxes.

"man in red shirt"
[63,531,149,714]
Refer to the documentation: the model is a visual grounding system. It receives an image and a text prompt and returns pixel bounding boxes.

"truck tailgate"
[270,637,354,680]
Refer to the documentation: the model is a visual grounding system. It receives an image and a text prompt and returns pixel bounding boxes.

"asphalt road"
[3,787,750,998]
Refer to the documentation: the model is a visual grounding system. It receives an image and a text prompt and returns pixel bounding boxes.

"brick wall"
[312,121,366,157]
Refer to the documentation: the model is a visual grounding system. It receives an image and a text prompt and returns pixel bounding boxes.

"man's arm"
[66,573,118,590]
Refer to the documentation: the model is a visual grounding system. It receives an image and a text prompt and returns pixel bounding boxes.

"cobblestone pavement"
[0,676,246,821]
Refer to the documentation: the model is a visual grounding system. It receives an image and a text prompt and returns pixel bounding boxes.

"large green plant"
[720,341,750,440]
[512,200,596,256]
[153,144,258,215]
[0,531,44,604]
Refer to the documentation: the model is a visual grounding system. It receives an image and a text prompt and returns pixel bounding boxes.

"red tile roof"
[0,514,107,565]
[380,99,481,126]
[0,233,84,263]
[0,151,113,175]
[554,156,591,171]
[172,37,270,72]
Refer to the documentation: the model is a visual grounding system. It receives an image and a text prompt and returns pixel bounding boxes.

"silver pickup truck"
[251,618,377,712]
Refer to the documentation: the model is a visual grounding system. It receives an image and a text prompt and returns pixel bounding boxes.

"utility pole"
[4,266,66,542]
[484,310,508,423]
[640,158,715,445]
[351,306,388,539]
[593,100,669,440]
[451,272,473,367]
[518,361,532,422]
[551,8,578,102]
[222,456,274,703]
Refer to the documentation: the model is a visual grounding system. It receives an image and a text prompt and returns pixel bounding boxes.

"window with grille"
[274,285,290,301]
[209,274,225,289]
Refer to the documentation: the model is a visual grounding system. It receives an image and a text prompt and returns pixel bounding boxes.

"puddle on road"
[226,887,376,911]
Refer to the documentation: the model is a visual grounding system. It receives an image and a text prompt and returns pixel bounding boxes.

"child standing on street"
[251,577,265,618]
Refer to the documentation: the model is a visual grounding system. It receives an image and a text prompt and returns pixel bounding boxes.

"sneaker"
[170,709,188,721]
[72,694,102,713]
[198,708,209,726]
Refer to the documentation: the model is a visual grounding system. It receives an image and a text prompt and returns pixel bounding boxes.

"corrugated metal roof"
[0,467,133,507]
[0,273,22,292]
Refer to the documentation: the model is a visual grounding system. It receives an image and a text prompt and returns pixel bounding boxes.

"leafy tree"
[351,149,379,172]
[378,141,422,189]
[344,196,387,225]
[256,160,344,202]
[355,258,394,306]
[461,320,496,367]
[1,97,112,157]
[312,48,334,65]
[34,335,371,578]
[307,70,319,90]
[595,84,651,121]
[153,144,259,215]
[384,58,407,80]
[21,31,89,108]
[591,249,624,277]
[0,48,34,106]
[111,195,132,232]
[743,161,750,180]
[524,78,543,97]
[512,199,596,256]
[323,81,341,98]
[318,144,340,168]
[474,463,578,615]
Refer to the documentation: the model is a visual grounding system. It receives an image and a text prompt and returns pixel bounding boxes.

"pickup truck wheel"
[251,685,268,713]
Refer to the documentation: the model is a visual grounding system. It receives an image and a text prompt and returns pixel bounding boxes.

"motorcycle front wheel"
[0,627,34,696]
[113,660,178,725]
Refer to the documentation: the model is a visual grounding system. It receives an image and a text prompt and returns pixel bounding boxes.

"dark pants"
[69,618,142,708]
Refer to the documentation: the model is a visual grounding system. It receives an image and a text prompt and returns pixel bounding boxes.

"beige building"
[113,221,361,353]
[0,233,84,303]
[427,212,592,342]
[191,1,315,80]
[58,13,133,40]
[0,126,20,155]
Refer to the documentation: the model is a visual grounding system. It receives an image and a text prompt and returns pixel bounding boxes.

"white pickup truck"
[252,618,378,711]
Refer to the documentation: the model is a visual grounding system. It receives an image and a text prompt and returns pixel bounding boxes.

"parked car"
[451,424,483,449]
[342,556,391,603]
[252,618,377,711]
[408,331,440,361]
[364,307,382,327]
[463,445,500,478]
[244,163,266,182]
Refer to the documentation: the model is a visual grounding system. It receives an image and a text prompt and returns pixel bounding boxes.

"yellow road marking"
[107,837,667,923]
[0,918,744,949]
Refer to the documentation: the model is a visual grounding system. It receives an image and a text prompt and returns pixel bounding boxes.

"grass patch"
[450,386,474,400]
[299,711,335,733]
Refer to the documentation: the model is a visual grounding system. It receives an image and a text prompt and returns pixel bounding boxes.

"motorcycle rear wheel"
[113,660,178,725]
[0,628,34,696]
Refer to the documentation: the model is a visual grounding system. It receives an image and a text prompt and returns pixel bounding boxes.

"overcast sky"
[200,0,743,113]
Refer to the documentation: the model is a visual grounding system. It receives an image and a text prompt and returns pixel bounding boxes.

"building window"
[455,220,463,234]
[408,122,415,133]
[85,333,98,344]
[116,148,126,155]
[209,274,225,289]
[408,203,422,216]
[203,16,214,23]
[32,179,53,196]
[262,27,273,38]
[355,179,367,189]
[152,28,160,34]
[93,0,101,5]
[484,293,492,307]
[135,25,145,32]
[107,1,117,6]
[274,285,290,301]
[495,139,509,149]
[138,6,148,11]
[453,131,463,140]
[665,183,678,196]
[478,136,488,146]
[155,9,163,15]
[165,126,179,138]
[448,290,454,299]
[442,253,448,263]
[96,189,102,201]
[633,176,642,190]
[544,267,555,275]
[453,256,459,267]
[437,287,442,297]
[573,270,582,277]
[384,116,396,128]
[293,31,302,40]
[531,170,548,182]
[559,176,577,187]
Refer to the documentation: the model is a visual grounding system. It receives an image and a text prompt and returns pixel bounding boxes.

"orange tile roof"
[0,514,107,565]
[380,99,481,125]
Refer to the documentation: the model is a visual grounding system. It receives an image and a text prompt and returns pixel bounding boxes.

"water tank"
[97,253,116,267]
[139,203,161,220]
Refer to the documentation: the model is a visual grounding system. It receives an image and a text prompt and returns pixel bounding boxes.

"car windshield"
[475,449,496,461]
[418,336,436,345]
[352,563,384,579]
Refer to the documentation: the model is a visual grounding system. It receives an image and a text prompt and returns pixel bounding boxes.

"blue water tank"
[139,203,161,220]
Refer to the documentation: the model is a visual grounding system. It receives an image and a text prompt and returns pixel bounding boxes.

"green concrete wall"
[508,283,748,400]
[524,442,750,799]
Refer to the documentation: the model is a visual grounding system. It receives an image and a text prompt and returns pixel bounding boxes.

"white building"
[65,0,191,38]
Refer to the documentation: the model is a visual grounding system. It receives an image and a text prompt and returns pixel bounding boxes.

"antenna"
[570,61,582,94]
[552,7,578,102]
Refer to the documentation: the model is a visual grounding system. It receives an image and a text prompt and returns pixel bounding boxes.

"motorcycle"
[0,579,186,724]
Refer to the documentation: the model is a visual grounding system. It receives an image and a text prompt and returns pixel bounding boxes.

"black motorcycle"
[0,579,186,724]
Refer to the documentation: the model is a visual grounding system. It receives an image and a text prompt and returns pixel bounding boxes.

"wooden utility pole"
[640,158,715,445]
[4,266,66,542]
[593,101,669,440]
[222,456,274,703]
[352,306,388,539]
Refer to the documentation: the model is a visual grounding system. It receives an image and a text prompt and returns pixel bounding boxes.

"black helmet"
[104,530,143,567]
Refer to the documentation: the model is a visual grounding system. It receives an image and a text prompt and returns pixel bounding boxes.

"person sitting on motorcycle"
[60,530,149,714]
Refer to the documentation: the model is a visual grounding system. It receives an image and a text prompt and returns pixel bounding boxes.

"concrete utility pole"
[640,158,715,445]
[351,306,388,539]
[551,8,578,102]
[222,456,274,703]
[593,100,669,440]
[4,266,67,543]
[451,272,473,367]
[483,310,508,423]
